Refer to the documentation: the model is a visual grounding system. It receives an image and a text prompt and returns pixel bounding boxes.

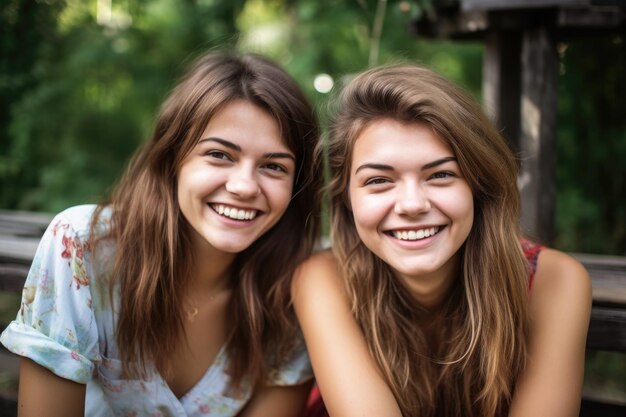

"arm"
[18,357,85,417]
[509,249,592,417]
[237,381,312,417]
[291,251,402,417]
[0,208,100,416]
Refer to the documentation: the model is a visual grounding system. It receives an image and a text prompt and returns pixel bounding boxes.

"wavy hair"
[326,65,529,416]
[91,52,322,385]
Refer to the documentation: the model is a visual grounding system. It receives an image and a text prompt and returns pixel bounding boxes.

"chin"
[391,259,441,278]
[217,242,254,254]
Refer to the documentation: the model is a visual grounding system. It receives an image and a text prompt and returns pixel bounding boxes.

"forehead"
[200,100,289,150]
[351,118,453,164]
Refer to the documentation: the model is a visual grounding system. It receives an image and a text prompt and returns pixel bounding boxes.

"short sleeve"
[266,335,313,386]
[0,208,100,384]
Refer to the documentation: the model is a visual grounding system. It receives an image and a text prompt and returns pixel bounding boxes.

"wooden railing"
[0,210,53,416]
[576,252,626,417]
[0,210,625,416]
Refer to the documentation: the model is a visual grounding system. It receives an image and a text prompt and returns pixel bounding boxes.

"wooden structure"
[411,0,626,245]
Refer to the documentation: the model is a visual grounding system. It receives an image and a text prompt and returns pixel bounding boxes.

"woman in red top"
[294,64,591,417]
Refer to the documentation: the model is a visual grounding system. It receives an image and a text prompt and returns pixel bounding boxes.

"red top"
[521,238,545,291]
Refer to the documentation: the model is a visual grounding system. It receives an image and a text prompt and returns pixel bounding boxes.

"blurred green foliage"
[584,350,626,403]
[557,37,626,255]
[0,0,624,255]
[0,0,482,212]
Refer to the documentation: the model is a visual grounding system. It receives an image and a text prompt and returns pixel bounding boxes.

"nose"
[225,166,260,199]
[394,180,431,217]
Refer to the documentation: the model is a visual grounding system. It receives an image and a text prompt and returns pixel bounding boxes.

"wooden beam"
[580,398,626,417]
[0,265,29,292]
[462,0,592,11]
[518,27,559,244]
[411,5,625,40]
[587,306,626,352]
[0,236,41,265]
[482,29,522,152]
[574,253,626,305]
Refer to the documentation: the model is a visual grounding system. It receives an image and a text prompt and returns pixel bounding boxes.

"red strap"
[301,385,329,417]
[520,238,545,291]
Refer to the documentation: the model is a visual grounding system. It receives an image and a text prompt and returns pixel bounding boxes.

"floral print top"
[1,205,312,417]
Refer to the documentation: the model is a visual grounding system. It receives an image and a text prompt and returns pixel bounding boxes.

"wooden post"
[483,29,522,153]
[519,26,558,244]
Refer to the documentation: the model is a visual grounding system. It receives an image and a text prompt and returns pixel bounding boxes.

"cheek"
[461,202,474,239]
[176,169,192,210]
[178,162,215,192]
[269,179,294,212]
[350,192,388,232]
[447,186,474,230]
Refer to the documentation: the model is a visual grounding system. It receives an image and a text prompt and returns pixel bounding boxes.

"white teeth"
[211,204,257,221]
[392,226,439,241]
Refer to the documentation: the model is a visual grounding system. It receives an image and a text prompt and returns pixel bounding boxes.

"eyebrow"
[264,152,296,161]
[354,163,393,174]
[200,137,240,151]
[199,137,295,161]
[422,156,457,170]
[354,156,457,174]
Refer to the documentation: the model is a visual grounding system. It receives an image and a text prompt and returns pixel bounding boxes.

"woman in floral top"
[1,51,322,417]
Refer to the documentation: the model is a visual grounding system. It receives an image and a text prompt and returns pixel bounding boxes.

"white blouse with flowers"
[1,204,312,417]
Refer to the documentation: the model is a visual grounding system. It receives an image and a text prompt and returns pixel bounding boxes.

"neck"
[398,255,460,311]
[190,256,233,295]
[188,236,237,296]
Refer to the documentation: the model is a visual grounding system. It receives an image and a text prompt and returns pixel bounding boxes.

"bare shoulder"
[533,248,592,304]
[297,249,339,274]
[529,248,592,330]
[291,250,344,300]
[511,249,591,415]
[291,251,402,417]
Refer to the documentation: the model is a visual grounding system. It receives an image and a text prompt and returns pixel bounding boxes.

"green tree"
[557,36,626,255]
[0,0,65,208]
[2,0,243,212]
[1,0,483,214]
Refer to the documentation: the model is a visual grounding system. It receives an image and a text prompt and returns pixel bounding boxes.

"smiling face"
[177,100,295,256]
[349,118,474,304]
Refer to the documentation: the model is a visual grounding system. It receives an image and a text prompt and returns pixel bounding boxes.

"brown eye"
[429,171,455,180]
[206,151,231,161]
[365,177,389,186]
[263,163,287,173]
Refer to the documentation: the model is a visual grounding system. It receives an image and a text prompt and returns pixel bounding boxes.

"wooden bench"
[0,210,625,415]
[576,253,626,416]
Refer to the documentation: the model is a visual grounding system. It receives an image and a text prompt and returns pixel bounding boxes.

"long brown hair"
[326,65,529,416]
[91,52,322,385]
